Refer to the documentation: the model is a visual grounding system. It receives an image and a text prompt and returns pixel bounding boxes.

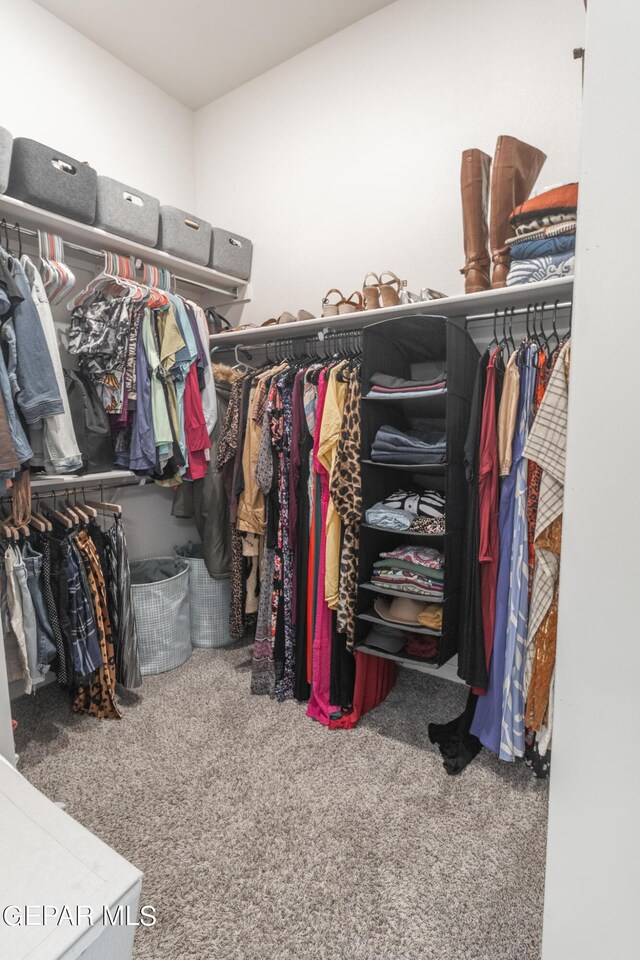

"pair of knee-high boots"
[460,136,547,292]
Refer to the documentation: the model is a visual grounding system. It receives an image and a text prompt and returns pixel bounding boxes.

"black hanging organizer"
[357,314,479,668]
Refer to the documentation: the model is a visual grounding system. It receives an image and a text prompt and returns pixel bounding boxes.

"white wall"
[0,0,195,209]
[194,0,585,326]
[542,1,640,957]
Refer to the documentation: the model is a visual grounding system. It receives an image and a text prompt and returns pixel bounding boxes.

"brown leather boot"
[489,135,547,288]
[460,149,492,294]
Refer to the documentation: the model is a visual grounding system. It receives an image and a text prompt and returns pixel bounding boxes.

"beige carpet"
[12,644,549,960]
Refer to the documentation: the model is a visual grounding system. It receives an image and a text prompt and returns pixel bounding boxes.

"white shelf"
[209,275,573,347]
[358,643,464,682]
[0,193,250,304]
[30,470,148,490]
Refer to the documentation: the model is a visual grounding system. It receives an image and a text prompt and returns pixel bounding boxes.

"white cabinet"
[0,757,143,960]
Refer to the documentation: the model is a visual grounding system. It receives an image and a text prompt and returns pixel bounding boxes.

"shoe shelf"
[208,276,573,347]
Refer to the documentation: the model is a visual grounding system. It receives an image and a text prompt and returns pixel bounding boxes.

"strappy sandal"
[322,288,344,317]
[362,272,381,311]
[378,270,406,307]
[338,290,365,314]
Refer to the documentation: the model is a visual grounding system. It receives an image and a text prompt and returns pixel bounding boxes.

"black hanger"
[15,223,22,260]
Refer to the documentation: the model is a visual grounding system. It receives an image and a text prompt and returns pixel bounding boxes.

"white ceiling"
[33,0,397,109]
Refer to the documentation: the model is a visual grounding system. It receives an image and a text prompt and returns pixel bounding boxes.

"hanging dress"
[499,342,538,760]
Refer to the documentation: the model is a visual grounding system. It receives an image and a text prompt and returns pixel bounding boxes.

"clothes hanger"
[77,487,97,519]
[31,495,52,532]
[85,482,123,517]
[1,507,20,541]
[43,494,74,530]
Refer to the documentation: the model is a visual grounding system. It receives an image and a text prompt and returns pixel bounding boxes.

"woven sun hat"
[374,595,431,626]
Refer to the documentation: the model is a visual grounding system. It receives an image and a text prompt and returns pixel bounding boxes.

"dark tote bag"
[64,368,114,473]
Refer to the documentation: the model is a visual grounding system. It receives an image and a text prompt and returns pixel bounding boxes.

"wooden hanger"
[43,502,73,530]
[85,499,122,516]
[32,497,52,532]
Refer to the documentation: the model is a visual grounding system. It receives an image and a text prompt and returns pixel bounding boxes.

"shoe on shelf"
[338,291,365,314]
[489,135,546,288]
[298,309,315,321]
[378,271,406,307]
[460,147,492,294]
[322,288,344,317]
[400,286,447,304]
[363,272,381,311]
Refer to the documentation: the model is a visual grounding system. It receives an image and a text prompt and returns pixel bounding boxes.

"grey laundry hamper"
[95,176,160,246]
[130,557,191,675]
[0,127,13,195]
[175,544,232,648]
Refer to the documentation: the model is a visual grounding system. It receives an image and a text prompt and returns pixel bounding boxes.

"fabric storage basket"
[7,138,97,223]
[95,176,160,246]
[210,228,253,280]
[0,126,13,195]
[175,544,232,648]
[130,557,191,675]
[158,205,212,265]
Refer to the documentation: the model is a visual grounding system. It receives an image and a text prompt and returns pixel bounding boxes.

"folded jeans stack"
[366,487,446,533]
[371,421,446,464]
[506,182,578,286]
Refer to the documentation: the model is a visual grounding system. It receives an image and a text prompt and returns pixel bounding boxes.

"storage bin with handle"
[0,126,13,195]
[95,176,160,246]
[158,205,212,265]
[210,228,253,280]
[175,543,232,648]
[130,557,191,675]
[7,138,97,223]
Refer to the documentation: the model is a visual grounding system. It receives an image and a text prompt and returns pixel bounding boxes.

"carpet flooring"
[12,644,549,960]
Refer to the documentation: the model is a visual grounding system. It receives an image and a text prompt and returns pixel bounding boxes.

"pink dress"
[306,370,339,725]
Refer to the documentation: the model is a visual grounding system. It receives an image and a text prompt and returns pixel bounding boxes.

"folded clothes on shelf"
[378,544,444,570]
[371,567,444,596]
[371,423,447,464]
[405,633,439,660]
[507,233,576,261]
[506,182,578,286]
[365,488,446,531]
[506,254,575,286]
[510,182,578,230]
[366,371,447,399]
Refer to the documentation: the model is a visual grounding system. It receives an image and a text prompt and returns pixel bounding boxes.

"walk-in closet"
[0,1,636,959]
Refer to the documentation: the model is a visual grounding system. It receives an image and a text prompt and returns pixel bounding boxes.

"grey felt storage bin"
[158,205,212,265]
[175,543,232,648]
[95,176,159,246]
[0,127,13,195]
[130,557,191,675]
[7,138,97,223]
[210,227,253,280]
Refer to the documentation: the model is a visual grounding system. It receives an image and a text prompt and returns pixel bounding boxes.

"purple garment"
[470,359,526,753]
[129,323,156,473]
